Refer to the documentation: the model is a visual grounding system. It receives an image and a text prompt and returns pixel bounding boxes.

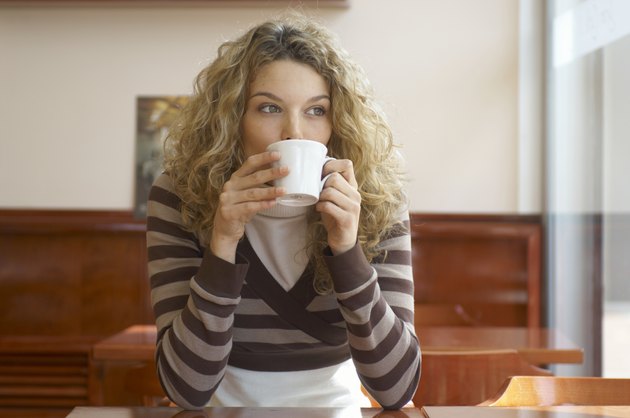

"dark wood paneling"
[0,210,151,415]
[410,213,542,327]
[0,210,152,337]
[1,210,542,334]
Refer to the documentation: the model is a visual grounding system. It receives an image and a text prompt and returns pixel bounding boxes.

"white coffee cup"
[266,139,333,207]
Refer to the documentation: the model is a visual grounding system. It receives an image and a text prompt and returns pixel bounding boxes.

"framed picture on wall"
[134,95,188,218]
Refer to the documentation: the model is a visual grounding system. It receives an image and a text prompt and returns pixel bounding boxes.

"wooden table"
[421,406,630,418]
[93,324,584,365]
[417,326,584,365]
[92,325,156,362]
[90,324,583,406]
[68,406,423,417]
[66,406,630,418]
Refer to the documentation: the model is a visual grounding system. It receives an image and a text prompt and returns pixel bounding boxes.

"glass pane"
[546,0,630,377]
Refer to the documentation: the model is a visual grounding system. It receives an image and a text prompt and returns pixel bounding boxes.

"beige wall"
[0,0,519,212]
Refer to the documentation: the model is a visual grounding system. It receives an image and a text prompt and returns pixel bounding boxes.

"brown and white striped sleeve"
[325,211,420,409]
[146,173,249,409]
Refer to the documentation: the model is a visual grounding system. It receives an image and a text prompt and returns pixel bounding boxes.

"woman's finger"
[322,158,357,188]
[217,198,279,224]
[227,155,289,192]
[321,172,360,204]
[220,185,286,206]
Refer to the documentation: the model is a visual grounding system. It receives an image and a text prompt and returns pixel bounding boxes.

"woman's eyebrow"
[249,92,331,103]
[309,95,331,103]
[249,91,283,101]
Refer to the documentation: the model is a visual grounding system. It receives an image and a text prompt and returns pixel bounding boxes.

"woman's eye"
[260,104,281,113]
[306,107,326,116]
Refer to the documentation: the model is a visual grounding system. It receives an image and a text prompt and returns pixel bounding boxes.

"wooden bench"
[482,376,630,406]
[410,214,542,328]
[0,336,96,418]
[413,349,552,407]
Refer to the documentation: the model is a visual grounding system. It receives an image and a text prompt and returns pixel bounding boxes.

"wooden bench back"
[481,376,630,406]
[413,349,552,407]
[410,214,542,328]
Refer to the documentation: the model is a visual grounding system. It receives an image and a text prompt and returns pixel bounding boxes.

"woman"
[147,13,420,410]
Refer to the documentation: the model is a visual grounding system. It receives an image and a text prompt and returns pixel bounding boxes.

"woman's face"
[241,59,332,158]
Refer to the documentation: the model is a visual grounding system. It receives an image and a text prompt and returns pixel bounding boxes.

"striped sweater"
[146,173,421,409]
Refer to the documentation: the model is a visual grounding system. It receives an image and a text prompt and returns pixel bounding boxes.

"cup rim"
[266,139,327,153]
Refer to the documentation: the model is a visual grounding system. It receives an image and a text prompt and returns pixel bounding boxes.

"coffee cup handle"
[319,157,336,192]
[320,173,333,191]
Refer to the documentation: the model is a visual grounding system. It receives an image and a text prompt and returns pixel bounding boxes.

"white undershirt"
[244,204,310,291]
[209,360,370,408]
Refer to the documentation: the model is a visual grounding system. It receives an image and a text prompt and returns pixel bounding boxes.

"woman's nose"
[281,114,303,140]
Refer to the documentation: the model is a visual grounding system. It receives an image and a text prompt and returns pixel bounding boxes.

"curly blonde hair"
[164,13,407,294]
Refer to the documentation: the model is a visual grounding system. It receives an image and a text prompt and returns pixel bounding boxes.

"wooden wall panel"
[0,210,153,416]
[78,235,150,336]
[0,235,83,335]
[0,210,152,337]
[0,210,544,335]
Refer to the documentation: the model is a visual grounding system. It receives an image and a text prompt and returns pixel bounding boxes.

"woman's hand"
[316,159,361,255]
[210,151,288,263]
